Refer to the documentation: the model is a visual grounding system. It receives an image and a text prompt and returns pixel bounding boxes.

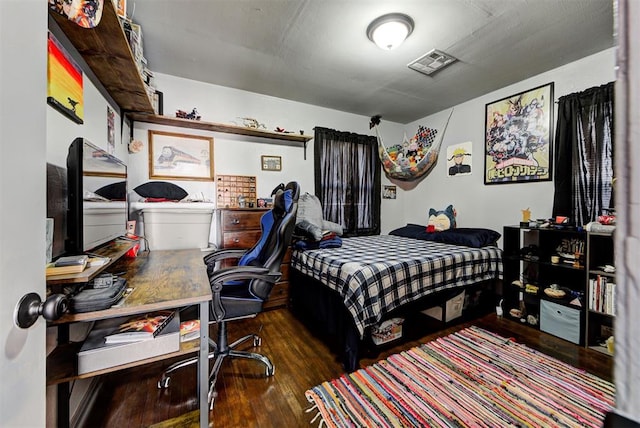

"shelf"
[589,269,616,278]
[588,344,614,356]
[128,113,313,143]
[46,338,200,386]
[588,308,615,318]
[127,113,314,158]
[49,0,154,113]
[46,239,136,287]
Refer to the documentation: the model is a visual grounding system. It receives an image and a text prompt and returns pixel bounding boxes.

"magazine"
[104,310,175,343]
[180,319,201,343]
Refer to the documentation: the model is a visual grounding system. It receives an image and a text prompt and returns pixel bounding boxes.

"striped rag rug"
[305,326,614,427]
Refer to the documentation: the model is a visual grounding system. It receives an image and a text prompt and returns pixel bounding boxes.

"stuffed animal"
[427,205,457,232]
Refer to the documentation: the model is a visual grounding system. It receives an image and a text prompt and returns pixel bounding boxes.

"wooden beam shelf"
[49,0,154,113]
[128,113,313,159]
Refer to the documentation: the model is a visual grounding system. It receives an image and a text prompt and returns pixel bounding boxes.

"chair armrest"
[203,248,247,270]
[208,266,282,321]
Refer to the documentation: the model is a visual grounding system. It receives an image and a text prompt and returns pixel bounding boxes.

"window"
[314,127,381,236]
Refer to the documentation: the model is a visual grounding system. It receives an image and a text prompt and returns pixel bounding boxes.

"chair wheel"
[158,377,171,389]
[253,336,261,347]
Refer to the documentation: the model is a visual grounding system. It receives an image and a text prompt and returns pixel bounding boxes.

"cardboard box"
[422,290,466,323]
[371,317,404,345]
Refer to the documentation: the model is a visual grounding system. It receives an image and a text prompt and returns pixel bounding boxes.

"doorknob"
[14,292,68,329]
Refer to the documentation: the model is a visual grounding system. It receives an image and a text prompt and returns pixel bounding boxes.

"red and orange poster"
[47,31,84,124]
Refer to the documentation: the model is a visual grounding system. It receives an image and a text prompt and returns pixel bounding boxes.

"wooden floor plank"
[82,308,612,427]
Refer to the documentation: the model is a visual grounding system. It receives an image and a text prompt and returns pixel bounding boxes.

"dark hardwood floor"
[82,308,613,427]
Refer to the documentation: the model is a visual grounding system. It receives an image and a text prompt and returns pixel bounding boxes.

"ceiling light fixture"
[367,13,414,50]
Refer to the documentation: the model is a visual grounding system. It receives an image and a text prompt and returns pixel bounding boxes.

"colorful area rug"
[306,326,614,427]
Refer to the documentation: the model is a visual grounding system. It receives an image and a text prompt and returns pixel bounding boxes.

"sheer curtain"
[552,82,615,225]
[314,127,380,236]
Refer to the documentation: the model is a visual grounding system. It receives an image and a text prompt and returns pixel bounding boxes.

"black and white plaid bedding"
[291,234,503,337]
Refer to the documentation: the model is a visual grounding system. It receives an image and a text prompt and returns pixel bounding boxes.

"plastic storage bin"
[130,202,215,251]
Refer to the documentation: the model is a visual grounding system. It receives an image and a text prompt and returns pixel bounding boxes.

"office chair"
[158,181,300,409]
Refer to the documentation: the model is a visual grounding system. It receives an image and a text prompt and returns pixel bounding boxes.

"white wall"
[397,48,616,238]
[129,73,406,234]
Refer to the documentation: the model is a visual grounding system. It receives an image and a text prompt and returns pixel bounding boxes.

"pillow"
[322,219,344,236]
[94,181,126,200]
[133,181,188,200]
[389,224,500,248]
[427,205,456,231]
[297,192,324,227]
[294,220,323,241]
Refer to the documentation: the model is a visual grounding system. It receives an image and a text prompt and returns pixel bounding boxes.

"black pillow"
[94,181,127,200]
[133,181,188,200]
[390,224,501,248]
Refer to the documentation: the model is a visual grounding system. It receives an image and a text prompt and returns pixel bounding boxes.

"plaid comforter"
[291,235,503,337]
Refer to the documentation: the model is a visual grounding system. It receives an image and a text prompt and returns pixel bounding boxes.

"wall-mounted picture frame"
[261,155,282,171]
[484,82,554,184]
[382,185,397,199]
[149,130,214,181]
[115,0,127,18]
[47,31,84,124]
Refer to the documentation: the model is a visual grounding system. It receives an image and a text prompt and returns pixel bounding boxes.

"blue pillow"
[390,224,500,248]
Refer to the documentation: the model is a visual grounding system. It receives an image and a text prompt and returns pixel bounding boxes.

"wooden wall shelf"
[128,113,313,143]
[49,0,154,113]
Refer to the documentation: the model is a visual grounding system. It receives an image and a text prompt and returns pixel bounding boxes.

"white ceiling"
[129,0,614,124]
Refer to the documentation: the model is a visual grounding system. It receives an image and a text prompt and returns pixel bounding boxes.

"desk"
[47,249,211,428]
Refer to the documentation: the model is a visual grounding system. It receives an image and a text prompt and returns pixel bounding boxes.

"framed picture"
[115,0,127,18]
[484,82,554,184]
[47,31,84,124]
[382,185,396,199]
[149,130,214,181]
[261,155,282,171]
[447,141,472,177]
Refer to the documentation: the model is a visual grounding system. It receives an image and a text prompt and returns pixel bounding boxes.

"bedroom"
[2,1,639,427]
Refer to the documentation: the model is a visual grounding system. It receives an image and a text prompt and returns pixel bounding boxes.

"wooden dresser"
[216,208,290,310]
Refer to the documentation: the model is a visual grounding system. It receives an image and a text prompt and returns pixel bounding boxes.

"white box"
[371,317,404,345]
[422,290,466,323]
[77,314,180,374]
[131,202,214,250]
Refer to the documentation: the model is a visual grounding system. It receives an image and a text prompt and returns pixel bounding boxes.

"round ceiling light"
[366,13,414,50]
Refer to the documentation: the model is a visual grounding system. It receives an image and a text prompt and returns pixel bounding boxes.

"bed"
[289,226,503,371]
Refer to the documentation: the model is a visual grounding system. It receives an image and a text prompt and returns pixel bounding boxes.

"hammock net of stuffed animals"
[372,109,453,181]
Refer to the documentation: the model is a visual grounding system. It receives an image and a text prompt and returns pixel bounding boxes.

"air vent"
[408,49,457,76]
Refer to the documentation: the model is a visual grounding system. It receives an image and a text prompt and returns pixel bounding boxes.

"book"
[104,310,175,343]
[54,255,89,267]
[77,314,180,374]
[45,255,89,276]
[87,256,110,267]
[179,319,201,343]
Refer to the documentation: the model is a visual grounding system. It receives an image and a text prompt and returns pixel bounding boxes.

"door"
[0,1,48,426]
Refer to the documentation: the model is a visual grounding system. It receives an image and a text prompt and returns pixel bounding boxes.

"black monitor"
[66,138,128,254]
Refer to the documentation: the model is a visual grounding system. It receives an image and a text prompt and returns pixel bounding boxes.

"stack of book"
[46,255,89,276]
[77,310,180,374]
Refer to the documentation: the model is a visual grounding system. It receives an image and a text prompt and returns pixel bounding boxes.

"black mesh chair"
[158,181,300,409]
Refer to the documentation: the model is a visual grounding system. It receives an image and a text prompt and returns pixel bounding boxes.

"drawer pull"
[234,238,240,243]
[232,219,240,224]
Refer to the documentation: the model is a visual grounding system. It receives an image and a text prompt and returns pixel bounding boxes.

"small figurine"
[236,117,266,129]
[176,108,201,120]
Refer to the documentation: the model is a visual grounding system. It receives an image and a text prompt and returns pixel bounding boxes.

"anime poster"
[484,83,554,184]
[47,31,84,124]
[447,142,472,176]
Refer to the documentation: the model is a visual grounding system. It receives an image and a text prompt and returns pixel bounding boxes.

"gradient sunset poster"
[47,31,84,123]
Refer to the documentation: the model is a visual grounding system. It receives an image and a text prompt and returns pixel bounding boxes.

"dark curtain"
[552,82,614,225]
[314,127,381,236]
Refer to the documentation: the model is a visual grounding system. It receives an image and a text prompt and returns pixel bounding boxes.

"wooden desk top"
[54,249,211,324]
